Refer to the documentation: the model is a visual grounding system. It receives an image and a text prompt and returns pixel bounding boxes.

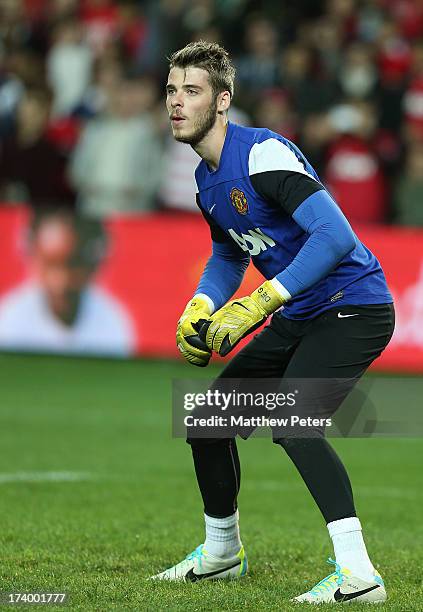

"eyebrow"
[166,83,203,91]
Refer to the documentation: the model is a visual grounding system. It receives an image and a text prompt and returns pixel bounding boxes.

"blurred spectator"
[116,1,149,60]
[49,0,80,20]
[402,42,423,142]
[47,16,93,117]
[0,87,74,207]
[0,47,24,137]
[69,75,162,217]
[325,101,387,224]
[300,111,335,175]
[279,43,311,89]
[394,142,423,226]
[254,88,297,141]
[279,42,338,116]
[137,0,190,77]
[236,15,279,96]
[338,42,378,99]
[0,0,27,50]
[376,19,412,85]
[402,73,423,142]
[182,0,217,37]
[191,24,223,46]
[385,0,423,41]
[75,56,123,118]
[4,47,46,90]
[0,208,136,355]
[79,0,119,57]
[357,0,385,43]
[376,18,410,139]
[408,40,423,79]
[326,0,356,30]
[311,16,343,78]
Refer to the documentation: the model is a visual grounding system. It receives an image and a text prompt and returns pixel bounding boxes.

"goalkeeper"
[153,41,395,605]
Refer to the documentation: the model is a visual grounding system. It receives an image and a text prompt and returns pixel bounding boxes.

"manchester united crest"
[230,187,249,215]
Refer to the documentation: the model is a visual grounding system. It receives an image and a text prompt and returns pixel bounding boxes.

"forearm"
[195,241,250,312]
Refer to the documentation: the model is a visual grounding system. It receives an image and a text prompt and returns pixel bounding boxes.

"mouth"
[171,116,186,126]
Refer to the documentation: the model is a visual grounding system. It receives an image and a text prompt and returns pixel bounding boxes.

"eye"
[187,89,198,95]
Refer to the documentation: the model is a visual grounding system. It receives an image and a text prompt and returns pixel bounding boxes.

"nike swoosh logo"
[209,203,217,214]
[337,312,359,318]
[185,560,240,582]
[334,584,380,602]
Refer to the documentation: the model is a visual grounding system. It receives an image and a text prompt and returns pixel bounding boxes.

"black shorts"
[187,303,395,443]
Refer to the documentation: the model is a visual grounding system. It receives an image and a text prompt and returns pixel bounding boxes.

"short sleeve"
[248,138,324,215]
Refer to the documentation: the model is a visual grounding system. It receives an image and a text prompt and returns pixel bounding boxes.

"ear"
[217,90,231,114]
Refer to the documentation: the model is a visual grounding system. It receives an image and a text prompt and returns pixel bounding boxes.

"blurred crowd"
[1,0,423,225]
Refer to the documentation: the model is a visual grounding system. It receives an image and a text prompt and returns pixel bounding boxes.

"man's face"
[31,220,94,324]
[166,66,218,146]
[18,96,49,136]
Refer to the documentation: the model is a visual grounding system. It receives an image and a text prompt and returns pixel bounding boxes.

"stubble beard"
[173,97,218,147]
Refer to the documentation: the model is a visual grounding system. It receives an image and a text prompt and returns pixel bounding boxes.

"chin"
[174,131,194,144]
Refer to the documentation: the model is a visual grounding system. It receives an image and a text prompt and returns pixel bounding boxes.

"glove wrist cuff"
[184,295,213,316]
[250,280,286,315]
[193,293,215,315]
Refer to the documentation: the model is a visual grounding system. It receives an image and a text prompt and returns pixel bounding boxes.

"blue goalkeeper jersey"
[194,121,392,319]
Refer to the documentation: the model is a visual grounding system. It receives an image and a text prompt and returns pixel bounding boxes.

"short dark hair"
[29,208,107,267]
[22,86,53,109]
[168,41,235,98]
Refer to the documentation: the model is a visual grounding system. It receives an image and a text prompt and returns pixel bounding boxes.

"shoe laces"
[309,558,346,596]
[185,544,205,569]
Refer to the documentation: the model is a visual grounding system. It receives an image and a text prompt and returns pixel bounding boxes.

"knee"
[186,436,235,449]
[273,437,300,452]
[273,433,324,452]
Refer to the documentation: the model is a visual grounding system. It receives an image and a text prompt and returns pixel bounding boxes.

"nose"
[170,91,183,108]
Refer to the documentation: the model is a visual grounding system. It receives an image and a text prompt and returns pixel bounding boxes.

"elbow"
[320,223,356,260]
[338,230,356,258]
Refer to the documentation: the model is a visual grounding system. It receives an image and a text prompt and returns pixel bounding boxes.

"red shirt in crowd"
[325,135,387,224]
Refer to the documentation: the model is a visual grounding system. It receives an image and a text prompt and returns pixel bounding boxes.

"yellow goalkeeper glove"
[202,281,287,357]
[176,295,212,367]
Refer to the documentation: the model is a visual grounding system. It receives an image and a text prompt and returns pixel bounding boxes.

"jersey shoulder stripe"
[248,137,317,180]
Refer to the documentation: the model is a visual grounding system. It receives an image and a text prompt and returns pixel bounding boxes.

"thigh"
[276,304,395,435]
[284,304,395,379]
[218,314,300,379]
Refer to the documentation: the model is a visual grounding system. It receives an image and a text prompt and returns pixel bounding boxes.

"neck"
[50,297,80,327]
[193,116,228,171]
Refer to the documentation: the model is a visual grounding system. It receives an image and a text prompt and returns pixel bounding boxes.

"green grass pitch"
[0,354,421,610]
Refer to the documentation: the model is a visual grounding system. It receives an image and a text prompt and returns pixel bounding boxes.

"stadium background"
[0,1,422,610]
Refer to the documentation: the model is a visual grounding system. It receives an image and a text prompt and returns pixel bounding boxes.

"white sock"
[204,510,242,559]
[327,517,375,582]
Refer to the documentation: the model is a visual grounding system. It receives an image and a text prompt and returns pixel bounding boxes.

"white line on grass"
[0,471,96,484]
